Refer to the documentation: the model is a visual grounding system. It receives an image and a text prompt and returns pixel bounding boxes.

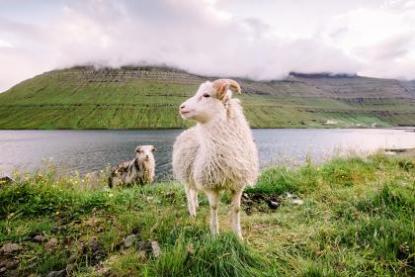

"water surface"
[1,128,414,179]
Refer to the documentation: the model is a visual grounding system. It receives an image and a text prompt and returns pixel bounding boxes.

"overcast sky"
[0,0,414,91]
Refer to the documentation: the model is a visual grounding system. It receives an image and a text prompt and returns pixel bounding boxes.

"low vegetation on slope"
[0,66,415,129]
[1,154,414,276]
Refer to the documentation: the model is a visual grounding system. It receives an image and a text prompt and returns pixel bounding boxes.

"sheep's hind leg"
[205,190,219,236]
[230,190,243,240]
[185,184,197,217]
[193,191,199,208]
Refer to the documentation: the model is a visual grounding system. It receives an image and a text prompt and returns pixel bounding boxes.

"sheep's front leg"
[108,176,113,188]
[185,184,197,217]
[230,190,243,239]
[205,190,219,236]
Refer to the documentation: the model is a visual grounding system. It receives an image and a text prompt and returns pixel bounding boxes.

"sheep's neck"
[197,108,249,150]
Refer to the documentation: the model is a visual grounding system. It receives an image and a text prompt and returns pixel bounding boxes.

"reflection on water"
[1,128,414,180]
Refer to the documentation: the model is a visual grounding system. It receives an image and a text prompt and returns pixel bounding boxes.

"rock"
[267,200,280,209]
[0,258,22,276]
[136,240,152,253]
[151,241,161,258]
[1,243,22,255]
[0,176,15,186]
[46,269,66,277]
[32,234,46,243]
[285,192,295,199]
[4,259,19,270]
[292,199,304,205]
[123,234,137,248]
[285,192,304,205]
[45,238,58,251]
[136,240,160,258]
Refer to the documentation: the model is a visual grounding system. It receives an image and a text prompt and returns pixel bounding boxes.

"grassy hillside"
[1,154,414,276]
[0,66,415,129]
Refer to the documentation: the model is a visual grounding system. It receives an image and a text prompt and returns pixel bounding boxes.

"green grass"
[1,154,414,276]
[1,67,414,129]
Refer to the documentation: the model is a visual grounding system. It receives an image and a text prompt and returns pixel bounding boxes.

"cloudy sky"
[0,0,414,91]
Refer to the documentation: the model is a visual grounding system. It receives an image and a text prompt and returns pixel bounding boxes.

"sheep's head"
[179,79,241,123]
[135,145,156,162]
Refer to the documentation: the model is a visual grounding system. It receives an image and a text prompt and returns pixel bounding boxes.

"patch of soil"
[0,243,22,276]
[68,236,108,269]
[82,237,107,266]
[241,192,281,215]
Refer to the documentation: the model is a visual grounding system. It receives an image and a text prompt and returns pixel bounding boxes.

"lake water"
[1,129,415,180]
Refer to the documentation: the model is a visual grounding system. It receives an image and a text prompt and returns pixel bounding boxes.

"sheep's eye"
[203,93,210,98]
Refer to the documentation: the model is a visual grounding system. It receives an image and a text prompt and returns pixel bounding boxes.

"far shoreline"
[0,126,414,131]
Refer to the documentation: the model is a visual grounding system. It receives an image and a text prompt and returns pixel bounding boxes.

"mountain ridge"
[0,65,414,129]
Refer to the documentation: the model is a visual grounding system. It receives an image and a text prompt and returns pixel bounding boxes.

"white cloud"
[0,0,414,92]
[324,1,415,79]
[0,39,13,48]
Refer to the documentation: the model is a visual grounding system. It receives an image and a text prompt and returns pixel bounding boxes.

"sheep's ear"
[212,79,241,100]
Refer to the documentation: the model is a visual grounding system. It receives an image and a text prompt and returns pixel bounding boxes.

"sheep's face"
[135,145,156,162]
[179,79,241,123]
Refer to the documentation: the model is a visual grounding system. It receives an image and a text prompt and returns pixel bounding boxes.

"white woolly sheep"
[109,145,156,187]
[172,79,259,239]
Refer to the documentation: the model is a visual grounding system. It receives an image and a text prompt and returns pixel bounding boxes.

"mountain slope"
[0,66,415,129]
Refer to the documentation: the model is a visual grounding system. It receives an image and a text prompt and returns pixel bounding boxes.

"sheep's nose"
[180,104,185,110]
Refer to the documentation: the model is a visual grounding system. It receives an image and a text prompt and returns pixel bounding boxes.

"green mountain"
[0,66,414,129]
